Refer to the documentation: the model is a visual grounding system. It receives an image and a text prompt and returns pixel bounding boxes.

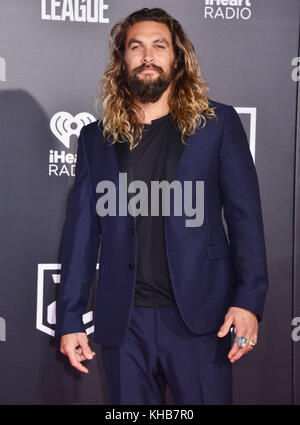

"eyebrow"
[127,37,170,48]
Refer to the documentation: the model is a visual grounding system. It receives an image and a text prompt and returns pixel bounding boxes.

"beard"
[124,61,176,103]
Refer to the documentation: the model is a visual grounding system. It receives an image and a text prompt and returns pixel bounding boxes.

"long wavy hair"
[94,8,217,149]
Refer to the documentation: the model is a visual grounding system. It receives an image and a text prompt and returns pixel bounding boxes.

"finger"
[75,346,89,361]
[246,332,258,352]
[227,341,240,360]
[68,351,89,374]
[75,346,82,355]
[230,331,254,363]
[230,345,249,362]
[245,330,258,352]
[251,331,258,345]
[218,315,233,338]
[227,325,247,360]
[75,349,88,362]
[80,340,95,360]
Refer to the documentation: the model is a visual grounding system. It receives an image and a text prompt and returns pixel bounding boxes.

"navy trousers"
[100,306,232,405]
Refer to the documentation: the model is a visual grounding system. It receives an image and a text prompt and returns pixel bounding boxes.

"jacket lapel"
[113,140,134,202]
[165,126,186,183]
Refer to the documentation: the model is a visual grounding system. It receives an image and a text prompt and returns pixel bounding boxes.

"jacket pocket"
[206,242,232,260]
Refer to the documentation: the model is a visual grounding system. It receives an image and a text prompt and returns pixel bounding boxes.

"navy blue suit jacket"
[55,99,269,347]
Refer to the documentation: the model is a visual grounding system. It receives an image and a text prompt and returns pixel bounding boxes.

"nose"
[142,46,154,65]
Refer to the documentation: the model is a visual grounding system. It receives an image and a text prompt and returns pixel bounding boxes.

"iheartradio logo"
[48,111,95,177]
[50,112,95,148]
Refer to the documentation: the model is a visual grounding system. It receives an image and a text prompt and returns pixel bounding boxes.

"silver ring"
[234,336,247,348]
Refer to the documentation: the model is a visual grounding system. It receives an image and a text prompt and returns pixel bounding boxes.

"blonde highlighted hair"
[94,8,217,149]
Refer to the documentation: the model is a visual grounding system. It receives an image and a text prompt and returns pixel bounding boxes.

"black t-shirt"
[130,112,178,308]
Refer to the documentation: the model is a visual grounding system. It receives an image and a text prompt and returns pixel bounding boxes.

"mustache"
[135,64,162,73]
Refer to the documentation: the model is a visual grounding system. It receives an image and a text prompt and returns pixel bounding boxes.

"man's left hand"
[217,307,258,363]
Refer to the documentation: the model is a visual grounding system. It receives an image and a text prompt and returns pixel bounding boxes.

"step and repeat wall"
[0,0,299,405]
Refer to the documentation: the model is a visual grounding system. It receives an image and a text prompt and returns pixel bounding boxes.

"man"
[55,8,269,405]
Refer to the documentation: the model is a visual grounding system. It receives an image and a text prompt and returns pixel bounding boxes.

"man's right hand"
[60,332,96,374]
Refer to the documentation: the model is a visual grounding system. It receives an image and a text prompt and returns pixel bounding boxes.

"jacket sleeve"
[55,126,101,338]
[219,105,269,322]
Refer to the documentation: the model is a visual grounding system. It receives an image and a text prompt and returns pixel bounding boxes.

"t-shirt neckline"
[142,112,172,128]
